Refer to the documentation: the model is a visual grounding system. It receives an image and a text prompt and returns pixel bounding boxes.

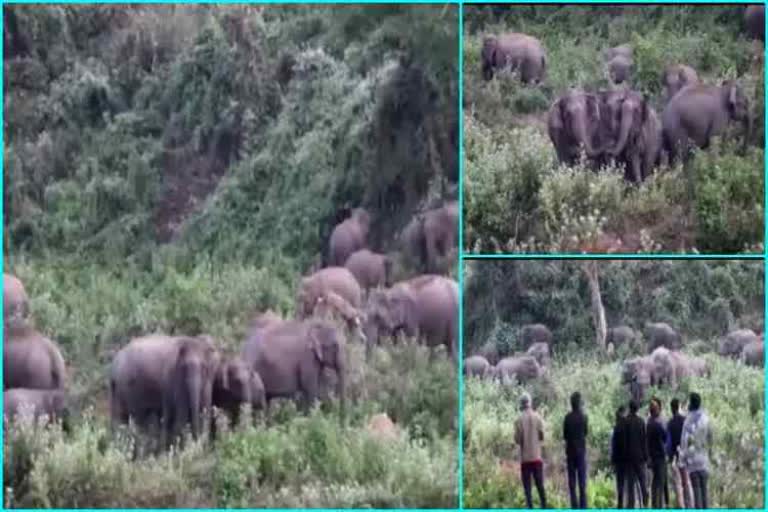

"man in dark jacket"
[625,400,649,508]
[611,405,627,508]
[647,397,669,508]
[668,398,692,508]
[563,391,588,508]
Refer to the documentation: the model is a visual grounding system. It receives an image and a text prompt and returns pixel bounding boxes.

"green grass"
[463,352,764,508]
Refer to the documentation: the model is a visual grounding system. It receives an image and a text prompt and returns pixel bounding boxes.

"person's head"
[570,391,582,411]
[629,400,639,415]
[671,398,680,415]
[688,392,701,411]
[649,397,661,418]
[520,392,532,411]
[615,405,626,422]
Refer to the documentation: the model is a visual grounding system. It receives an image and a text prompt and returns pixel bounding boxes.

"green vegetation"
[3,5,457,507]
[463,6,764,253]
[462,259,764,508]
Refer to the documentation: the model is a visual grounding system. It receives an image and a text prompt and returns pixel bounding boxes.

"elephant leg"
[630,152,642,184]
[298,366,321,414]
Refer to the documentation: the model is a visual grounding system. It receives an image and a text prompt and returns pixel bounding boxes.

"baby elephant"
[4,388,71,430]
[212,357,266,433]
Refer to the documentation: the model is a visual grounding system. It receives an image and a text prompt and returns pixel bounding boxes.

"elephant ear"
[586,94,600,123]
[550,98,565,131]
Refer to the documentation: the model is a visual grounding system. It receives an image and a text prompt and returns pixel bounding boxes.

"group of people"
[513,391,713,509]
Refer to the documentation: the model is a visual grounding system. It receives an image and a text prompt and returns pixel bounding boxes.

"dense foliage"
[3,5,458,507]
[463,6,764,253]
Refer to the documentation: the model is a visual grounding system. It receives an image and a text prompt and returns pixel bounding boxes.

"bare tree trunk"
[583,261,607,349]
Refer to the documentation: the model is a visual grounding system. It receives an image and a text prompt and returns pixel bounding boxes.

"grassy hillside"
[462,259,764,508]
[463,5,764,253]
[3,5,458,507]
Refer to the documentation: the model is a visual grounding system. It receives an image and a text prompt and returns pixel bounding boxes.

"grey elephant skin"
[109,334,220,447]
[4,388,71,429]
[718,328,759,358]
[650,347,708,387]
[600,89,662,183]
[4,273,29,324]
[645,322,682,352]
[399,202,458,275]
[526,342,551,367]
[464,355,492,378]
[662,80,751,163]
[492,355,543,385]
[363,275,458,361]
[245,319,346,414]
[606,47,633,85]
[296,267,362,319]
[741,340,764,367]
[548,90,604,167]
[212,356,266,432]
[607,325,637,348]
[661,64,700,103]
[328,208,370,266]
[481,33,547,84]
[4,322,67,390]
[521,324,553,350]
[344,249,393,291]
[745,5,765,42]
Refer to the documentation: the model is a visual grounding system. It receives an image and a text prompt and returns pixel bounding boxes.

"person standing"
[646,397,669,508]
[610,405,628,508]
[668,398,692,508]
[624,400,649,508]
[681,392,713,509]
[514,392,547,508]
[563,391,588,508]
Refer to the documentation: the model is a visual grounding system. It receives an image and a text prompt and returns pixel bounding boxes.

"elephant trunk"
[186,367,203,439]
[335,356,346,422]
[574,108,601,158]
[611,100,635,157]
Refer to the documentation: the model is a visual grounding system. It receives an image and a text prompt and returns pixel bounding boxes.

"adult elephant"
[607,325,637,348]
[400,213,428,271]
[363,275,458,361]
[464,355,492,378]
[651,347,708,387]
[662,80,751,164]
[526,342,551,368]
[600,89,662,183]
[481,33,546,84]
[4,322,67,390]
[548,90,604,167]
[423,201,458,274]
[492,355,543,386]
[621,355,655,403]
[296,267,362,319]
[644,322,682,352]
[344,249,393,291]
[605,46,633,85]
[246,319,346,414]
[745,5,765,43]
[521,324,553,350]
[661,64,700,103]
[741,340,764,367]
[4,273,29,325]
[719,328,759,358]
[4,388,71,430]
[212,356,266,433]
[328,207,371,266]
[109,334,220,448]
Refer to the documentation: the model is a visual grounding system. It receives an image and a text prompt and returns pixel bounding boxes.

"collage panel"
[462,4,765,254]
[3,4,459,508]
[462,258,765,509]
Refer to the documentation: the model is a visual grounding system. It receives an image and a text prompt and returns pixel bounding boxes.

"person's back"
[563,391,588,508]
[668,398,692,509]
[681,392,712,509]
[611,406,628,508]
[667,411,685,459]
[563,408,588,459]
[516,407,544,462]
[647,414,667,463]
[625,410,647,463]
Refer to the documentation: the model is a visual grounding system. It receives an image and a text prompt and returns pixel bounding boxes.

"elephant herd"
[481,5,763,184]
[465,320,764,404]
[3,202,459,451]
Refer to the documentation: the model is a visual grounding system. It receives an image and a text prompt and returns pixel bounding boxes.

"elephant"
[296,266,362,319]
[526,342,551,367]
[600,89,662,183]
[521,324,553,350]
[109,334,220,448]
[212,356,266,434]
[400,213,428,271]
[476,341,501,366]
[662,80,751,164]
[651,347,709,387]
[719,328,759,358]
[423,201,458,273]
[4,322,67,390]
[4,273,29,325]
[661,64,700,103]
[741,340,764,367]
[621,355,655,403]
[312,290,367,345]
[492,355,543,386]
[481,33,547,84]
[607,325,637,348]
[607,55,633,85]
[246,318,346,414]
[604,44,633,62]
[745,5,765,43]
[344,249,393,291]
[548,90,605,167]
[644,322,682,352]
[3,388,70,430]
[362,275,458,361]
[328,207,371,266]
[464,355,493,378]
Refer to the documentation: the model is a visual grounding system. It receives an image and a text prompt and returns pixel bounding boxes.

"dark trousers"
[567,453,588,508]
[626,460,648,508]
[650,459,668,508]
[690,470,709,509]
[614,464,626,508]
[521,461,547,509]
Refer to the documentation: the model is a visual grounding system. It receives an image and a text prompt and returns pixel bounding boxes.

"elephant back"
[719,328,758,357]
[4,325,67,390]
[3,273,29,325]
